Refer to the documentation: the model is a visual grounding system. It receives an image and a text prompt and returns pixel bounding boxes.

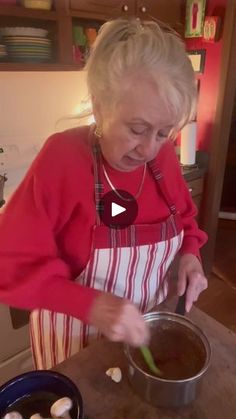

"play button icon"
[99,189,138,228]
[112,202,126,217]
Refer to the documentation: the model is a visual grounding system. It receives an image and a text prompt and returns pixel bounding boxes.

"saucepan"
[124,308,211,408]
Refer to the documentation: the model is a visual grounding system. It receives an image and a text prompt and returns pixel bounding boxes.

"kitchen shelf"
[70,10,106,21]
[0,61,82,71]
[0,4,57,20]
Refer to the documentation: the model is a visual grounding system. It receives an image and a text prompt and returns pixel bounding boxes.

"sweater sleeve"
[157,141,208,259]
[0,132,99,323]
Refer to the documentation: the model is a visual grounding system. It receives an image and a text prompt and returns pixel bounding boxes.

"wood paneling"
[201,0,236,274]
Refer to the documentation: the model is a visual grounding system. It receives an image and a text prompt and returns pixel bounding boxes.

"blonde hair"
[85,18,197,137]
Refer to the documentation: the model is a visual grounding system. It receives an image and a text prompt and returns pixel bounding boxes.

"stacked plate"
[0,44,7,60]
[0,27,52,63]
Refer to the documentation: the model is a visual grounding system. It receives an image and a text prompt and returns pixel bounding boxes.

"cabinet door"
[187,177,204,221]
[188,178,203,199]
[136,0,185,34]
[192,194,202,212]
[70,0,135,19]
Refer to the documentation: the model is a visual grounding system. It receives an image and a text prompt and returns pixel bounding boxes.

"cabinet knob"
[189,188,193,193]
[140,5,147,13]
[122,4,129,12]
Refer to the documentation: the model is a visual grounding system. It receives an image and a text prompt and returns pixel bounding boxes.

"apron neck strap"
[148,159,177,215]
[92,142,104,225]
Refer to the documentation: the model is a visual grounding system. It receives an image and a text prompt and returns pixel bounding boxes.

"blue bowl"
[0,370,83,419]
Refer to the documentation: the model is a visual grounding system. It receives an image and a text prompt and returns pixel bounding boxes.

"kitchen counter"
[179,150,209,182]
[182,165,206,182]
[55,300,236,419]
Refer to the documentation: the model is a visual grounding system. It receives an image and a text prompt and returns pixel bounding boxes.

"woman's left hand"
[177,253,208,312]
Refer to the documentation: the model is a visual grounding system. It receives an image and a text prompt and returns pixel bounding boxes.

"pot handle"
[175,291,186,316]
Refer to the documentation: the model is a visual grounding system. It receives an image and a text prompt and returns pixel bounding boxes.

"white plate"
[0,27,48,37]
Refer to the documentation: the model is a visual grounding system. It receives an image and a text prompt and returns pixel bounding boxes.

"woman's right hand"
[88,292,149,347]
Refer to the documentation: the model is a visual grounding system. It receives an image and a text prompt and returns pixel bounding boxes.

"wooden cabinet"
[135,0,185,33]
[0,2,71,71]
[0,0,186,71]
[69,0,185,31]
[187,177,204,219]
[69,0,135,19]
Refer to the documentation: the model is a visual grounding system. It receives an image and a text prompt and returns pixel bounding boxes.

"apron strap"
[89,124,104,226]
[148,159,178,215]
[92,143,104,226]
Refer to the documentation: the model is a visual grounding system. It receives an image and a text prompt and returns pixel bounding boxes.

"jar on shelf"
[21,0,53,11]
[85,27,97,48]
[72,25,87,65]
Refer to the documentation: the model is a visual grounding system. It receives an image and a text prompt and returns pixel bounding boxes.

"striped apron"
[30,145,184,369]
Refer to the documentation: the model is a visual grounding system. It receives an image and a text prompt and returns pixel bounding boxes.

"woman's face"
[95,77,174,172]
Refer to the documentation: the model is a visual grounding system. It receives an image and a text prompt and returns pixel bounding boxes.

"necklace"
[102,163,147,202]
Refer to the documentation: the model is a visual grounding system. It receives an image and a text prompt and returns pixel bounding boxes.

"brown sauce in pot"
[131,320,207,380]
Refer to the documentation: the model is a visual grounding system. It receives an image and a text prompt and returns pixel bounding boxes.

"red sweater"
[0,126,207,322]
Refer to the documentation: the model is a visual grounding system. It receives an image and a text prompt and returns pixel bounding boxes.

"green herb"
[140,346,163,377]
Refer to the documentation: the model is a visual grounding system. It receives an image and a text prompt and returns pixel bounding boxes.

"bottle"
[72,25,87,65]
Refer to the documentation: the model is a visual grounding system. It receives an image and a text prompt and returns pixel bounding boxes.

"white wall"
[0,71,93,380]
[0,71,91,201]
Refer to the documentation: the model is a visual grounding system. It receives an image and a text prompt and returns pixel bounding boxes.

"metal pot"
[124,311,211,408]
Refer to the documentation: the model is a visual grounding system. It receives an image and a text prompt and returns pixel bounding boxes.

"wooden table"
[55,302,236,419]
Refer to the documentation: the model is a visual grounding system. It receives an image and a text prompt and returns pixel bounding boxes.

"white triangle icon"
[112,202,126,217]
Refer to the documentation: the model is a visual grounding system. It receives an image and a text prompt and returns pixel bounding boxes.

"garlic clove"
[106,367,122,383]
[50,397,73,419]
[30,414,44,419]
[3,412,23,419]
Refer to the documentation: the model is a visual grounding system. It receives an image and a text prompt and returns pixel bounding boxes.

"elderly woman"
[0,18,207,369]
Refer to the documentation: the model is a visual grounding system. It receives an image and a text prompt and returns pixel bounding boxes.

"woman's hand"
[88,292,149,346]
[177,253,208,312]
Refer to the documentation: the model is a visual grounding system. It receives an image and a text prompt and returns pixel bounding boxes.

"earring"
[95,125,102,139]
